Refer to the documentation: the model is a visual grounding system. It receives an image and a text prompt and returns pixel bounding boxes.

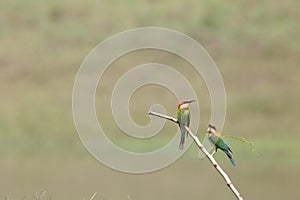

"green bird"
[177,100,196,150]
[207,124,236,166]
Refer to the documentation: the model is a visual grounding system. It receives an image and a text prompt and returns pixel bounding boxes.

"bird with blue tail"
[177,99,196,150]
[207,123,236,166]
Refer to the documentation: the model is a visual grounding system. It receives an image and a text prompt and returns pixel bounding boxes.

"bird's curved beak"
[188,100,196,104]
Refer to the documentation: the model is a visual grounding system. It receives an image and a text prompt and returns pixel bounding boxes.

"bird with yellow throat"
[177,100,196,150]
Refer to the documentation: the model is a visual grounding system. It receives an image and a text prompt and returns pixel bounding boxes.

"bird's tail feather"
[179,129,185,150]
[229,157,236,166]
[225,151,236,166]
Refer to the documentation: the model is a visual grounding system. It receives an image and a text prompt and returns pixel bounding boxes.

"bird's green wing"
[215,137,230,152]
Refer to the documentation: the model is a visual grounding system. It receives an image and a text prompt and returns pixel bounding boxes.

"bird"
[207,124,236,166]
[177,99,196,150]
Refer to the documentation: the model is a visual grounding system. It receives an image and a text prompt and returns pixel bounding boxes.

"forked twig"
[148,111,243,200]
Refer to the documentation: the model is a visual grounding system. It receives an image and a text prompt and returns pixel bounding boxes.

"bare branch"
[148,111,243,200]
[148,111,178,124]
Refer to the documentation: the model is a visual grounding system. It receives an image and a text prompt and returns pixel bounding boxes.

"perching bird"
[207,124,236,166]
[177,100,196,150]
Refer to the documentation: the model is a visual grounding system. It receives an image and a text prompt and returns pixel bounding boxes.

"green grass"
[0,0,300,199]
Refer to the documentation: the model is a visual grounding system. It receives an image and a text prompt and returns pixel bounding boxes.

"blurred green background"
[1,0,299,199]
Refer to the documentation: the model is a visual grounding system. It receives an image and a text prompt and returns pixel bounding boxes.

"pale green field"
[0,0,300,199]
